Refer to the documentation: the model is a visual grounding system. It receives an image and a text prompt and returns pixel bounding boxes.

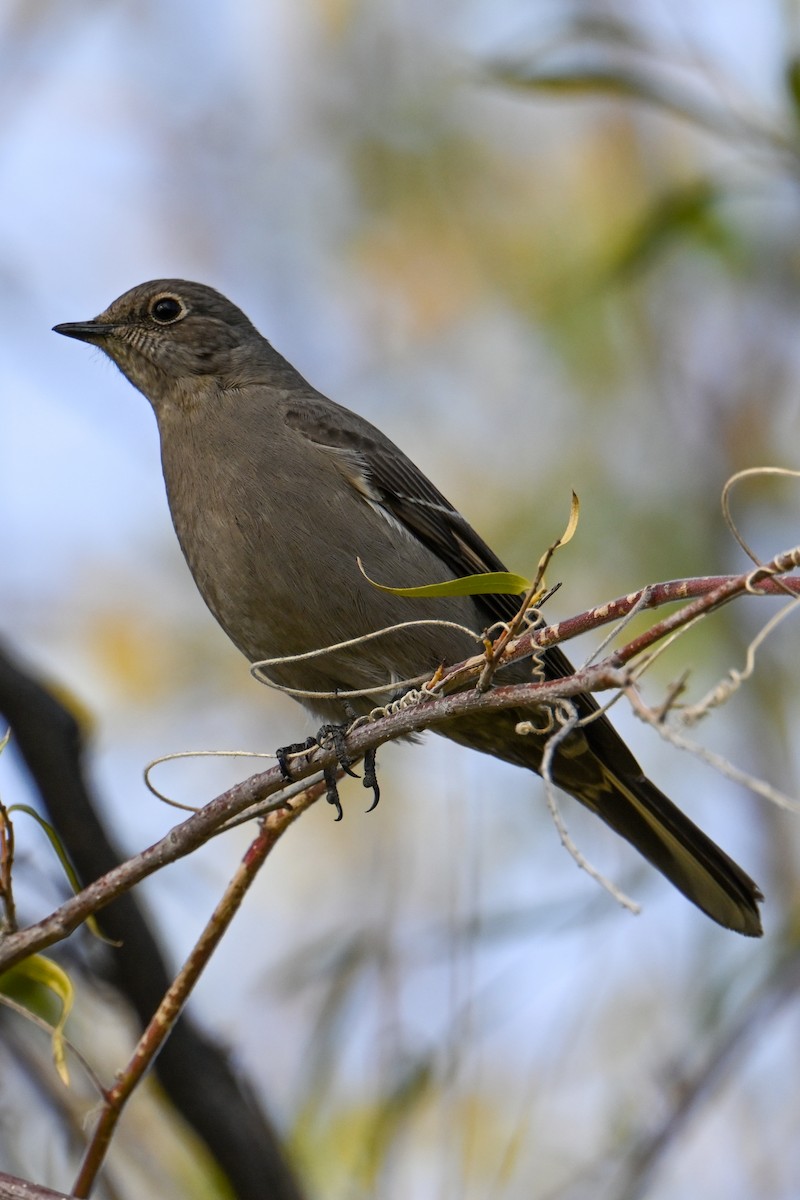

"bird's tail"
[573,763,763,936]
[442,706,763,935]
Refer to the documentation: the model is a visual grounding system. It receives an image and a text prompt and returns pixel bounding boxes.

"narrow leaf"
[357,558,530,598]
[560,491,580,547]
[494,61,740,137]
[8,805,115,944]
[0,954,74,1084]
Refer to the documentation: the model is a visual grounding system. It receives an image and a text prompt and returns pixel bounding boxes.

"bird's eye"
[150,295,185,325]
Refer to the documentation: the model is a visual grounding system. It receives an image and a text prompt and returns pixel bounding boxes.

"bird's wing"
[283,396,644,770]
[283,398,517,620]
[281,401,765,936]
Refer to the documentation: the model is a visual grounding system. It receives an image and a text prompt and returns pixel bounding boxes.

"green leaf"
[0,954,74,1084]
[608,180,736,280]
[357,559,531,599]
[786,55,800,119]
[493,60,740,139]
[7,805,115,944]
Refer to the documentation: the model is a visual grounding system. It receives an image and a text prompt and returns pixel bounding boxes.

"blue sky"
[2,4,797,1196]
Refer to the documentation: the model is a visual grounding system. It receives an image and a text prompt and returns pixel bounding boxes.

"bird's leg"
[313,716,362,820]
[277,699,381,820]
[275,730,352,820]
[315,722,360,779]
[322,763,344,821]
[336,697,380,813]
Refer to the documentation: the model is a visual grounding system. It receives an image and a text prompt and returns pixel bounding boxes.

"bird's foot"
[324,697,381,814]
[277,730,348,821]
[314,722,359,821]
[363,747,380,812]
[277,722,380,820]
[315,722,360,779]
[276,736,318,781]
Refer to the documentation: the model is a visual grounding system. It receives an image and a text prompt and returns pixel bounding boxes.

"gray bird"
[54,280,763,935]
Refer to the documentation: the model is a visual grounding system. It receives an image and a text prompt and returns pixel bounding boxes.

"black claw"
[317,722,359,777]
[276,736,317,780]
[278,715,381,823]
[363,747,380,812]
[324,764,344,821]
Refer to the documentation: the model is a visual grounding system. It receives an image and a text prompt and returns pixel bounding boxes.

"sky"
[2,3,799,1198]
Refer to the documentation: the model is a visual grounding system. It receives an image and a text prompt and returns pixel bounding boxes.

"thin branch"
[614,945,800,1200]
[1,561,797,976]
[429,562,800,698]
[0,667,620,975]
[0,640,309,1200]
[71,778,322,1198]
[0,1175,76,1200]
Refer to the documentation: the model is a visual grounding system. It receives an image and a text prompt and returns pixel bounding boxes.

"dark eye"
[150,295,185,324]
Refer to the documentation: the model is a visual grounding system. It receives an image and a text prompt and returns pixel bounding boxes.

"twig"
[1,561,797,976]
[0,797,16,934]
[614,945,800,1200]
[532,701,641,914]
[70,777,323,1197]
[0,1173,77,1199]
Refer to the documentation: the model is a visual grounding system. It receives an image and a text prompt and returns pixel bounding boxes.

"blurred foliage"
[0,974,236,1199]
[0,952,73,1084]
[3,2,800,1199]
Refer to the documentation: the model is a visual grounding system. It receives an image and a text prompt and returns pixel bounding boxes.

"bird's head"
[54,279,264,401]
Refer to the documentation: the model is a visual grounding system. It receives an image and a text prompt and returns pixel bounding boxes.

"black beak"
[53,321,116,343]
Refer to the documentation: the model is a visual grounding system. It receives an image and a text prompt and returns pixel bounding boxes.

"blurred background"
[2,1,800,1197]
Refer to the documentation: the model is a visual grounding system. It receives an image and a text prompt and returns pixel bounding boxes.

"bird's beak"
[53,320,117,344]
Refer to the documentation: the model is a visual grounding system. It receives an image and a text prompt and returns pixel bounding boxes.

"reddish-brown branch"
[0,1174,76,1200]
[70,795,313,1197]
[430,562,800,695]
[0,561,797,978]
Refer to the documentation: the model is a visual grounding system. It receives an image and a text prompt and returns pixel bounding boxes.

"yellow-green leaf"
[560,491,580,547]
[357,558,530,598]
[787,55,800,118]
[494,62,736,138]
[7,805,114,944]
[0,954,74,1084]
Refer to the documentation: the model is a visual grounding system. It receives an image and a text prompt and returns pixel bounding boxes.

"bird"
[54,280,763,936]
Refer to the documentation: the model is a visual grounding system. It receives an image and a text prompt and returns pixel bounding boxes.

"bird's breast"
[157,414,482,711]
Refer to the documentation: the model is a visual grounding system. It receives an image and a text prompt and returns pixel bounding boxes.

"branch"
[427,559,800,696]
[0,642,309,1200]
[70,791,324,1197]
[1,559,797,976]
[0,1174,76,1200]
[614,945,800,1199]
